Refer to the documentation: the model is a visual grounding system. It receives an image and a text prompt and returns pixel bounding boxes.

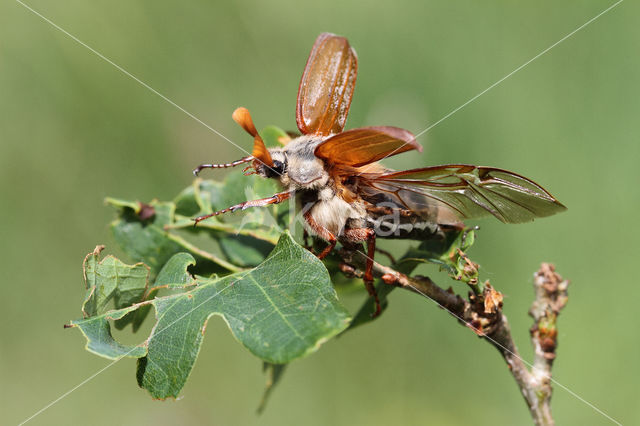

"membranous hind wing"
[358,165,567,224]
[296,33,358,136]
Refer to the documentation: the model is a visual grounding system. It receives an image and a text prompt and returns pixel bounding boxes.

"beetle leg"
[338,262,357,277]
[303,210,337,259]
[343,227,381,318]
[364,230,380,317]
[193,191,292,226]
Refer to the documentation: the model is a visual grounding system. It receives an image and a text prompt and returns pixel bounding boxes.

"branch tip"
[337,247,568,426]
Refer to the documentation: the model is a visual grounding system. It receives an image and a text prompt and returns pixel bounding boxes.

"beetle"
[193,33,566,317]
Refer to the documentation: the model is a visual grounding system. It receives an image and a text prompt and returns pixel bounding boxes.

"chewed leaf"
[127,252,198,333]
[81,245,149,317]
[69,233,351,399]
[153,252,196,289]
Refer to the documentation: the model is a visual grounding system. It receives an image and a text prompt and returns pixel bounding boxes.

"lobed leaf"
[69,233,351,399]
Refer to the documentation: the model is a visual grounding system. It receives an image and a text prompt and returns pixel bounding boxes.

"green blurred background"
[1,0,638,424]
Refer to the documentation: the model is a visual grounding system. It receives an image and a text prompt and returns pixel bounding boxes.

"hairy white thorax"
[262,135,366,238]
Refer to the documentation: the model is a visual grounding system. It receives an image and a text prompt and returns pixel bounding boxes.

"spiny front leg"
[303,210,337,260]
[193,191,292,226]
[343,227,380,318]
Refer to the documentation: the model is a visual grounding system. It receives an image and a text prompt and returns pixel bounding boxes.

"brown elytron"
[296,32,358,136]
[193,33,566,317]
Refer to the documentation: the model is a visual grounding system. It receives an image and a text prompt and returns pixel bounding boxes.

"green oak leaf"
[258,363,287,413]
[107,169,298,329]
[71,303,149,359]
[260,125,291,148]
[107,198,241,276]
[69,232,351,399]
[218,235,275,267]
[81,245,149,317]
[152,252,196,289]
[170,174,295,267]
[107,198,243,330]
[171,176,290,241]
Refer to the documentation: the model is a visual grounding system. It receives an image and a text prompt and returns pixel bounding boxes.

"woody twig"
[340,249,569,426]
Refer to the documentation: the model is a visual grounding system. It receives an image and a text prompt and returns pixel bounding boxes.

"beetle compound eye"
[273,160,286,175]
[263,159,286,178]
[270,160,286,177]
